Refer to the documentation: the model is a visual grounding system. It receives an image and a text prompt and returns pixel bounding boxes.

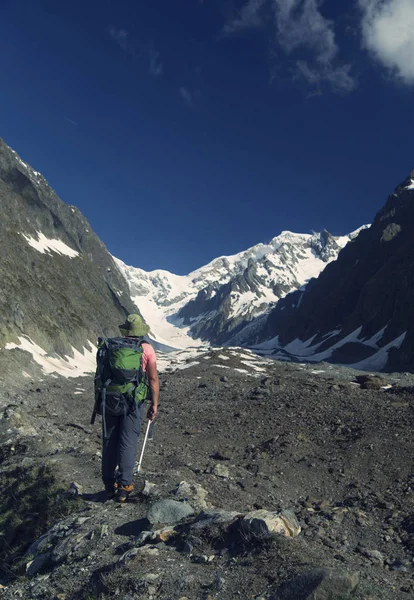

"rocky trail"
[0,347,414,599]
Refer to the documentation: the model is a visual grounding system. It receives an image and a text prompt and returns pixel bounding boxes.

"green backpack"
[94,337,149,420]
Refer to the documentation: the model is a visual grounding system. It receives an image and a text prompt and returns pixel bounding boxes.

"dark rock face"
[252,169,414,371]
[0,138,138,355]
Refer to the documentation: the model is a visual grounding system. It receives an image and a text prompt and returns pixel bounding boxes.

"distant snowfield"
[21,232,79,258]
[131,294,204,350]
[252,326,407,372]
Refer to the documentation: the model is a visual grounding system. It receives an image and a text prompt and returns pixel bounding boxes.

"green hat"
[119,314,149,337]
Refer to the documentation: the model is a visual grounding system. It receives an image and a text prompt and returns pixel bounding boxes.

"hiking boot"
[115,484,134,503]
[105,482,118,500]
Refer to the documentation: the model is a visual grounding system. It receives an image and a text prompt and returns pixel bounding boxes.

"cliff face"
[0,138,139,357]
[253,169,414,371]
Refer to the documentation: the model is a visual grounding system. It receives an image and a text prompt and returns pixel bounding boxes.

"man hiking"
[94,313,159,502]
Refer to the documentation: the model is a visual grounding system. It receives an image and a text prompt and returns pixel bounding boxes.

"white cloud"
[223,0,355,93]
[296,60,355,93]
[224,0,268,33]
[108,26,129,51]
[149,46,163,78]
[108,28,164,78]
[274,0,336,65]
[359,0,414,83]
[179,87,193,106]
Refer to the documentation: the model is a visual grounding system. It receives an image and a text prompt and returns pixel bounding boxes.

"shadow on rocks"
[79,491,108,503]
[115,517,150,537]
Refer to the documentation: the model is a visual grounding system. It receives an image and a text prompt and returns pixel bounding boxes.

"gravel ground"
[0,347,413,599]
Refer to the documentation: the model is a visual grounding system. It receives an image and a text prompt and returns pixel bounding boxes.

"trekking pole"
[90,404,97,425]
[136,420,151,474]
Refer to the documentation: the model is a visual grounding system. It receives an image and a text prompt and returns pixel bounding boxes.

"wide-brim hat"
[119,313,149,337]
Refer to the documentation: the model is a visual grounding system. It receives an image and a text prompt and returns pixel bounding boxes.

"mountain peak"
[115,227,360,348]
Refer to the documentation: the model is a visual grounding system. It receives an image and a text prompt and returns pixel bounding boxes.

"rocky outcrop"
[0,138,139,357]
[248,169,414,371]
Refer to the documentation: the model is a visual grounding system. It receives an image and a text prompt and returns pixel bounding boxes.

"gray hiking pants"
[101,403,144,487]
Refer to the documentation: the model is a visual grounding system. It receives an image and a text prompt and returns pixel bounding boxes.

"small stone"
[220,376,229,383]
[174,480,209,510]
[137,547,159,557]
[68,482,83,497]
[363,549,384,563]
[211,464,230,479]
[100,524,109,538]
[141,573,160,583]
[135,531,157,545]
[155,526,177,542]
[142,481,158,497]
[190,554,211,564]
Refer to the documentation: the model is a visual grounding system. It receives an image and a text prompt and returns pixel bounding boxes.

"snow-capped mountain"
[115,228,365,348]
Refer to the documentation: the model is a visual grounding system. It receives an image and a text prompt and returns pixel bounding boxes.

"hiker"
[94,314,159,502]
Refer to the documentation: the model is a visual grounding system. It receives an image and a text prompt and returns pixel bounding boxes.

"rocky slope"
[0,138,139,364]
[116,229,363,348]
[245,169,414,372]
[0,350,413,599]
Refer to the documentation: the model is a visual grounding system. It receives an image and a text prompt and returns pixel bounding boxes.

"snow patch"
[21,232,79,258]
[251,336,280,351]
[348,332,407,371]
[174,361,200,370]
[5,337,95,377]
[241,361,267,372]
[361,326,387,349]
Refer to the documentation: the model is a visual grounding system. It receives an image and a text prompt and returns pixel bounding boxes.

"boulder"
[354,375,388,390]
[272,568,359,599]
[147,499,195,525]
[26,552,50,577]
[241,509,301,538]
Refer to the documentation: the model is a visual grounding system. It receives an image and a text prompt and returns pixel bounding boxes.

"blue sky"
[1,0,414,274]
